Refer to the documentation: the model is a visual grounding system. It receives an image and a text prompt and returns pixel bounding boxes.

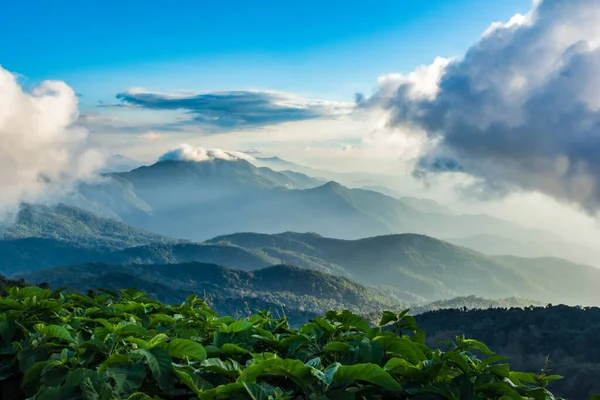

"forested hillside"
[416,306,600,399]
[5,227,600,306]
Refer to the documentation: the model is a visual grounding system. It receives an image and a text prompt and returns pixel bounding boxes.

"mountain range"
[59,158,573,249]
[4,207,600,308]
[1,154,599,323]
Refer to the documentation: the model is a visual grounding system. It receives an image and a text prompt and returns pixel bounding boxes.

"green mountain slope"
[19,262,406,316]
[115,243,280,270]
[0,203,171,249]
[208,232,600,305]
[0,238,113,276]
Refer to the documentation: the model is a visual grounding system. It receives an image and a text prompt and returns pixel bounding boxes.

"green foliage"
[416,305,600,400]
[0,286,560,399]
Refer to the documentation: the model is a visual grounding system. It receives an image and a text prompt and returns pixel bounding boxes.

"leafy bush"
[0,286,562,399]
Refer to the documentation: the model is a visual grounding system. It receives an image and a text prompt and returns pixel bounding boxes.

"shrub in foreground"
[0,286,562,399]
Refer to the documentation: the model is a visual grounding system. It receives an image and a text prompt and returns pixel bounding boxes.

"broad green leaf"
[198,382,246,400]
[311,318,335,333]
[305,357,322,369]
[200,358,241,377]
[81,376,113,400]
[384,358,420,377]
[35,385,82,400]
[148,333,169,348]
[243,382,285,400]
[98,353,130,372]
[16,286,51,298]
[476,382,523,400]
[323,341,352,352]
[173,368,203,396]
[115,324,148,338]
[312,362,340,386]
[91,318,115,332]
[443,351,471,373]
[374,336,426,364]
[150,314,176,325]
[359,341,385,364]
[509,371,537,385]
[543,374,563,381]
[220,343,251,355]
[0,320,16,342]
[225,320,254,333]
[167,338,207,361]
[478,355,510,369]
[240,358,314,389]
[35,324,74,342]
[47,324,74,342]
[108,361,146,393]
[328,310,371,332]
[0,298,23,310]
[489,363,510,378]
[334,363,402,392]
[17,348,47,373]
[463,339,494,355]
[139,347,174,391]
[379,311,399,326]
[21,360,52,393]
[124,337,150,349]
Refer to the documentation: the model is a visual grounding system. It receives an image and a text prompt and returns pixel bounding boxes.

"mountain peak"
[320,181,344,190]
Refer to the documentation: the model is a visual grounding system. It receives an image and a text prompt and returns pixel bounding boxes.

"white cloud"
[0,66,103,218]
[361,0,600,213]
[141,130,161,142]
[158,144,255,163]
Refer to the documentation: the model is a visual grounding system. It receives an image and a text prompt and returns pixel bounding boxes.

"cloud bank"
[361,0,600,212]
[159,144,254,162]
[112,89,351,130]
[0,66,103,217]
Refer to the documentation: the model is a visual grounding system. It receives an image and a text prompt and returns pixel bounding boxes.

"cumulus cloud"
[0,66,103,218]
[239,148,262,155]
[360,0,600,213]
[140,130,161,142]
[158,144,255,163]
[112,89,351,130]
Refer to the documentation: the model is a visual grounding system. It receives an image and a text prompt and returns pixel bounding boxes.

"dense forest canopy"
[416,305,600,399]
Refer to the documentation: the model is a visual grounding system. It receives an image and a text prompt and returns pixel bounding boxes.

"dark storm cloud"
[362,0,600,212]
[111,90,350,130]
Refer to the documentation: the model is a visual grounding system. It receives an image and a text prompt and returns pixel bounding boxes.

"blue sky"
[2,0,530,106]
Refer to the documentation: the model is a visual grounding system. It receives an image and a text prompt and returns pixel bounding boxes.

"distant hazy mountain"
[6,221,600,306]
[101,154,143,173]
[254,156,399,189]
[446,234,600,266]
[208,232,600,305]
[66,158,560,246]
[359,186,454,215]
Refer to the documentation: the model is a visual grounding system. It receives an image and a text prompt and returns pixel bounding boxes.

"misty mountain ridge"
[446,234,600,266]
[59,157,571,250]
[0,203,173,249]
[101,154,144,173]
[4,211,600,308]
